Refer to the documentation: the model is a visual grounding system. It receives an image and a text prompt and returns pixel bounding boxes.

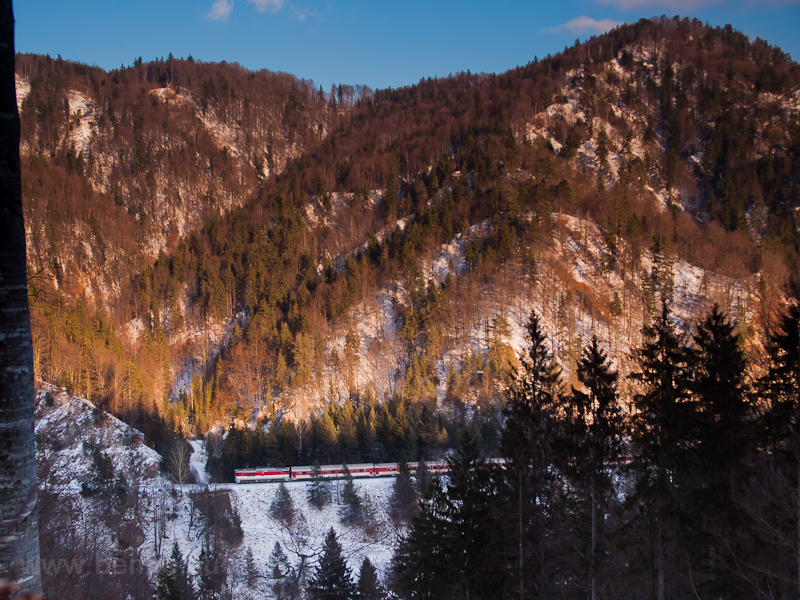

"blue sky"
[14,0,800,90]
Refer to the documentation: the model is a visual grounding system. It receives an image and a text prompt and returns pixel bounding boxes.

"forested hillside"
[21,14,800,600]
[18,16,800,469]
[389,300,800,599]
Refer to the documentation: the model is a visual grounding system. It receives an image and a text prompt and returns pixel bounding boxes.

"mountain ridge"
[18,15,800,446]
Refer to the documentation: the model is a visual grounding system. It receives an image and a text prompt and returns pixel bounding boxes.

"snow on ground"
[130,476,400,598]
[35,383,162,489]
[15,74,30,112]
[67,89,95,156]
[229,477,397,585]
[189,439,209,485]
[427,235,466,284]
[123,317,146,346]
[300,206,762,411]
[151,86,242,157]
[36,386,404,593]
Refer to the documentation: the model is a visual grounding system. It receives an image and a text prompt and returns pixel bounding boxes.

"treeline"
[205,391,500,481]
[392,300,800,599]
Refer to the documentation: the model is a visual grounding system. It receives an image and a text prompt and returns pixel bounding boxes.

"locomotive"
[234,458,505,483]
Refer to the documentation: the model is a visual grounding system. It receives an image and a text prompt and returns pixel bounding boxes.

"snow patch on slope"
[35,383,162,489]
[310,211,761,409]
[66,89,96,156]
[15,74,30,111]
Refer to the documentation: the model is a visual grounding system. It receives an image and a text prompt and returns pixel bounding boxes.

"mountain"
[17,16,800,460]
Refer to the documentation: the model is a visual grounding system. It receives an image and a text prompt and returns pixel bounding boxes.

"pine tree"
[339,399,360,462]
[196,546,222,599]
[360,490,380,539]
[359,405,378,462]
[501,310,561,600]
[245,546,258,588]
[554,336,623,600]
[308,459,332,509]
[156,543,195,600]
[393,434,505,599]
[271,481,296,528]
[763,300,800,442]
[357,557,386,600]
[389,459,418,526]
[690,304,751,493]
[392,473,453,599]
[155,563,183,600]
[758,296,800,597]
[339,465,363,527]
[686,304,754,598]
[628,300,692,600]
[392,398,415,459]
[316,412,338,464]
[267,541,297,600]
[307,528,357,600]
[415,458,430,495]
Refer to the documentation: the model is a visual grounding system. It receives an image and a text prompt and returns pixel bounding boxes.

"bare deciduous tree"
[168,441,192,489]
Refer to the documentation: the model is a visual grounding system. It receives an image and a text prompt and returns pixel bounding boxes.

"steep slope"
[20,17,800,454]
[16,54,343,301]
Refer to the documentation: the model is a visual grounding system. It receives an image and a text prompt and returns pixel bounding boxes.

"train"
[234,458,506,484]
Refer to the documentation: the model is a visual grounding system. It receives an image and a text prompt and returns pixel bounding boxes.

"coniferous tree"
[389,459,418,526]
[764,299,800,439]
[339,399,360,462]
[554,336,623,600]
[416,404,445,458]
[628,300,692,600]
[196,546,222,599]
[156,543,195,600]
[155,563,183,600]
[393,434,505,599]
[501,310,561,600]
[245,546,258,588]
[271,481,296,528]
[308,459,332,509]
[415,458,430,496]
[359,405,378,462]
[267,541,297,600]
[340,465,364,527]
[316,412,339,464]
[757,295,800,598]
[357,557,386,600]
[307,528,357,600]
[686,304,754,598]
[690,304,752,482]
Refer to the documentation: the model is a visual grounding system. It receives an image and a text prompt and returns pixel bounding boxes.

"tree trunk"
[519,471,524,600]
[657,464,665,600]
[589,473,597,600]
[0,0,42,593]
[657,509,664,600]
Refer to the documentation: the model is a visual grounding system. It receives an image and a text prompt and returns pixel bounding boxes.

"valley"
[12,14,800,599]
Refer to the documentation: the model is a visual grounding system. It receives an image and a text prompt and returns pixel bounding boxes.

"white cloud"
[207,0,234,21]
[248,0,285,11]
[291,6,310,20]
[290,5,318,21]
[546,16,621,35]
